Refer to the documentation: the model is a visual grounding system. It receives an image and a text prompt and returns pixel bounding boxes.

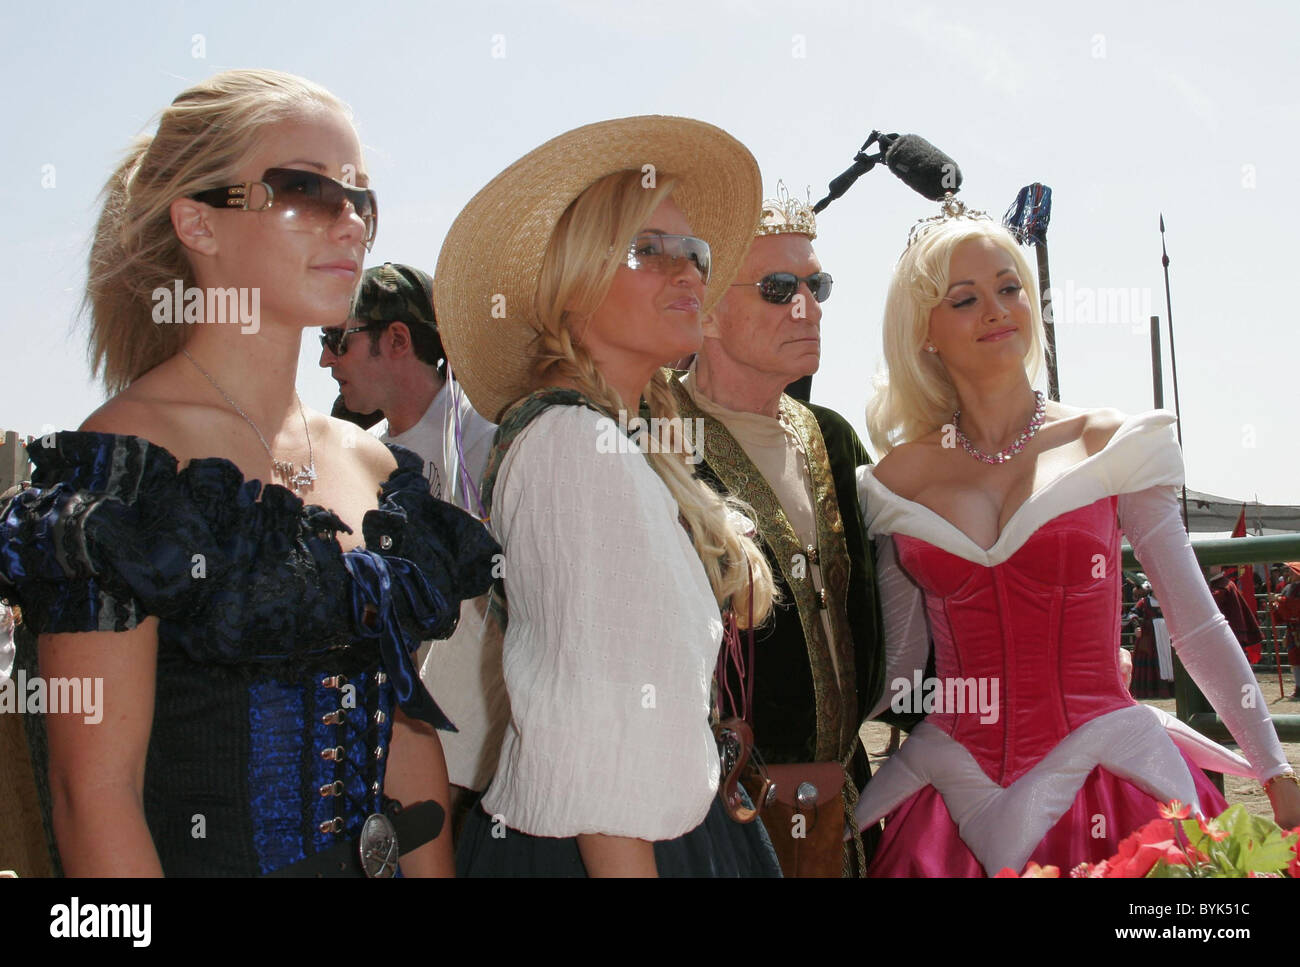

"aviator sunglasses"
[625,232,712,285]
[319,323,383,356]
[190,168,379,251]
[732,271,833,305]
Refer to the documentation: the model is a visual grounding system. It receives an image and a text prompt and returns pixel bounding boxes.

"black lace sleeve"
[0,434,499,671]
[0,433,216,634]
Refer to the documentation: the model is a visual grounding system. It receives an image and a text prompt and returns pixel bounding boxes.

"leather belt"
[268,799,445,877]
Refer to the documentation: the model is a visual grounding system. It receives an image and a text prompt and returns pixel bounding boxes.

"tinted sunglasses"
[626,232,712,285]
[320,323,383,356]
[733,271,833,305]
[191,168,379,251]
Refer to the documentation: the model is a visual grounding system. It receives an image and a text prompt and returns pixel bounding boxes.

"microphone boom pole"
[812,130,893,214]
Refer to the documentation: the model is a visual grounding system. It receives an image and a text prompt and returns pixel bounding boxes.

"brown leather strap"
[714,718,770,824]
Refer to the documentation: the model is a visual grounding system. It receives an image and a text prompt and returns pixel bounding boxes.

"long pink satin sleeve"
[1119,485,1290,781]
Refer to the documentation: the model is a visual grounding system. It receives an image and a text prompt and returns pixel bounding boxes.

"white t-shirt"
[481,406,723,839]
[0,603,14,685]
[371,380,496,514]
[373,380,504,791]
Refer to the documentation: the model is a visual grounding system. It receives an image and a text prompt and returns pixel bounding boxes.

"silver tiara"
[905,192,991,251]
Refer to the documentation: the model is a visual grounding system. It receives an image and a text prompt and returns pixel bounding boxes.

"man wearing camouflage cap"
[321,262,496,510]
[320,262,504,806]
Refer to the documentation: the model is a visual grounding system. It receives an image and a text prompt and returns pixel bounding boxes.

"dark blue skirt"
[457,793,782,877]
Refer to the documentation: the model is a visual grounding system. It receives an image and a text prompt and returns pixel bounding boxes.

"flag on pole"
[1230,504,1258,615]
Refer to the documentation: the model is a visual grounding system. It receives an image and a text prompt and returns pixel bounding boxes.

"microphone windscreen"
[885,135,962,201]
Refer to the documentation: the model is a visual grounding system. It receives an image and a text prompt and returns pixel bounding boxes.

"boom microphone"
[813,130,963,213]
[883,134,962,201]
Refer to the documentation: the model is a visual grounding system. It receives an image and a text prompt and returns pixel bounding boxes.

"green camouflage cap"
[352,262,437,331]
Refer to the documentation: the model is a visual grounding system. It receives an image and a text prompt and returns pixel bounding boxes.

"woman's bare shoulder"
[77,358,218,455]
[78,392,195,461]
[1063,404,1128,455]
[312,411,397,482]
[1040,401,1128,454]
[872,430,946,499]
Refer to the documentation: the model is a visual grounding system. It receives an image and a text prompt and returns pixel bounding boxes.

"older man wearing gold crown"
[666,187,887,877]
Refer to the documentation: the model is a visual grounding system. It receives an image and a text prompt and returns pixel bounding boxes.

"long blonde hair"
[866,219,1048,455]
[534,170,775,624]
[85,69,350,393]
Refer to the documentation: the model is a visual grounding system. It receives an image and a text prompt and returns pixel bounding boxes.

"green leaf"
[1239,838,1296,873]
[1217,805,1280,841]
[1147,859,1196,878]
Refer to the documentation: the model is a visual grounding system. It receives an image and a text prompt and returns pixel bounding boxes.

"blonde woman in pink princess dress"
[853,201,1300,877]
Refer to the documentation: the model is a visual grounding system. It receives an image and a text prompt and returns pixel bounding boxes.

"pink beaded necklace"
[953,391,1046,465]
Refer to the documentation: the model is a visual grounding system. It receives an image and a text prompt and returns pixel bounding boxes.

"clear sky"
[3,0,1297,505]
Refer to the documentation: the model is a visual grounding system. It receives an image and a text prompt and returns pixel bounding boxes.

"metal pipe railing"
[1121,533,1300,741]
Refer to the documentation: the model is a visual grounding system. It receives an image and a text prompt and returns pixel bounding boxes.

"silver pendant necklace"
[182,349,317,493]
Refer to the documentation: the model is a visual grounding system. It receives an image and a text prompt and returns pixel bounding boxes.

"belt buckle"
[359,813,399,878]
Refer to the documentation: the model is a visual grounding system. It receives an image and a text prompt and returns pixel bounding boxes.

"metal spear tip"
[1159,214,1166,232]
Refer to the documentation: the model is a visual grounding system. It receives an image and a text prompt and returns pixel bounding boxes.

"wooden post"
[1149,316,1164,409]
[0,430,30,493]
[1036,245,1059,401]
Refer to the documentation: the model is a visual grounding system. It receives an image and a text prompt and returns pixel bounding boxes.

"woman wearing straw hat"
[436,116,782,876]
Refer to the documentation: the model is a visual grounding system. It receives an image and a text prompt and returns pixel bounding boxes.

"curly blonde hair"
[866,218,1048,455]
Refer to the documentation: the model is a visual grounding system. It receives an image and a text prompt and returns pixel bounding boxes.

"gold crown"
[904,192,991,251]
[755,181,817,239]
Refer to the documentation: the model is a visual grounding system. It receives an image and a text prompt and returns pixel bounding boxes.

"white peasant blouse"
[479,406,723,839]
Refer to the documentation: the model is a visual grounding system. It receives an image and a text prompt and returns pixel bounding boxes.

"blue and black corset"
[0,432,498,875]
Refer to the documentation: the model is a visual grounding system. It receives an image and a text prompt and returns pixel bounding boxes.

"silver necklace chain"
[182,349,317,493]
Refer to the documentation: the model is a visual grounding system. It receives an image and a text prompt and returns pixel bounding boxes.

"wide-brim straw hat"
[434,115,761,422]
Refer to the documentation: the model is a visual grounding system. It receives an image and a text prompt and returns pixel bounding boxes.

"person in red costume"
[1125,579,1174,700]
[1271,564,1300,698]
[853,197,1300,877]
[1207,565,1264,664]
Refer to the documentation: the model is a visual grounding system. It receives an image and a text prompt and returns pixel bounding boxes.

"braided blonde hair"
[533,170,775,624]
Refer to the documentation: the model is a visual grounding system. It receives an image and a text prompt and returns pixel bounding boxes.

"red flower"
[1196,816,1229,843]
[1022,862,1060,878]
[1159,800,1191,820]
[1100,818,1184,878]
[995,861,1061,878]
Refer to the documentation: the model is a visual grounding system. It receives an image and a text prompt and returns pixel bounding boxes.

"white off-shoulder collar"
[857,410,1183,566]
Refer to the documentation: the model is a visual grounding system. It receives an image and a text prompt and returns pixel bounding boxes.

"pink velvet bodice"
[893,496,1137,787]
